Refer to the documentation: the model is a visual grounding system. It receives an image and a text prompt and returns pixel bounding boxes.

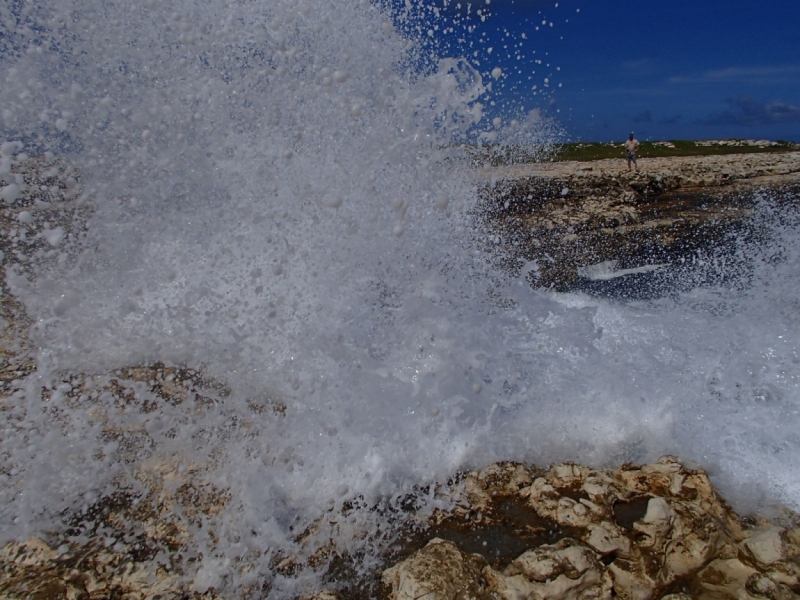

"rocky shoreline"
[377,458,800,600]
[1,149,800,599]
[3,457,799,599]
[477,152,800,291]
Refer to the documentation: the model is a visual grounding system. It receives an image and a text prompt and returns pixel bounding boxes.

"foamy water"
[1,0,799,595]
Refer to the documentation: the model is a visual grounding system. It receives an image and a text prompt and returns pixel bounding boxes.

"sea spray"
[1,0,800,596]
[0,0,519,592]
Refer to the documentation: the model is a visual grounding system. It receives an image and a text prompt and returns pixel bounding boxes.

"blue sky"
[418,0,800,142]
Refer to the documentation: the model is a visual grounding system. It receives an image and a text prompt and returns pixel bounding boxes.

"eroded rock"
[478,152,800,291]
[381,538,490,600]
[744,527,788,567]
[485,538,612,600]
[383,457,800,600]
[0,536,222,600]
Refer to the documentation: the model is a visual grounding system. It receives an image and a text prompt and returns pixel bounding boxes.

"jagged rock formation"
[0,363,238,600]
[478,152,800,291]
[5,457,797,600]
[381,458,800,600]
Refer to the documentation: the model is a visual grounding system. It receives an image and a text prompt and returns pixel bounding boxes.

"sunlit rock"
[383,457,800,600]
[484,538,612,600]
[0,536,222,600]
[744,573,799,600]
[381,538,489,600]
[479,151,800,291]
[743,527,787,567]
[696,558,758,598]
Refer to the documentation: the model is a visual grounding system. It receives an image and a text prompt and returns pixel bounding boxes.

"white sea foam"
[1,0,799,595]
[578,260,669,281]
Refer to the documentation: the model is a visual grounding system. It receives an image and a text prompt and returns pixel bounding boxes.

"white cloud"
[670,64,800,84]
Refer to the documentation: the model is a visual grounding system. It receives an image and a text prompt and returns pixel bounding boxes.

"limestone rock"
[381,538,491,600]
[743,527,787,567]
[382,457,800,600]
[696,558,758,597]
[520,458,737,595]
[585,522,632,558]
[484,538,612,600]
[0,536,220,600]
[478,151,800,291]
[1,537,59,567]
[745,573,799,600]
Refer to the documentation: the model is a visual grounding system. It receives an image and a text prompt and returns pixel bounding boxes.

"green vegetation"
[555,139,799,162]
[462,139,798,166]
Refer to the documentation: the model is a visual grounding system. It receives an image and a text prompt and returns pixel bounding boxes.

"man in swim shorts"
[624,133,640,172]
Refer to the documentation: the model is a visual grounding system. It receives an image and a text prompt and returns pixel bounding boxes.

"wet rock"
[744,527,787,567]
[484,538,612,600]
[2,453,799,600]
[696,557,758,597]
[478,152,800,291]
[585,522,632,557]
[0,536,222,600]
[0,537,60,567]
[382,456,800,600]
[745,572,799,600]
[381,538,490,600]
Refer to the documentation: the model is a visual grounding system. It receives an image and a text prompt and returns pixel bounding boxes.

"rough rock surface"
[382,458,800,600]
[478,152,800,290]
[5,458,798,599]
[382,538,491,600]
[0,537,222,600]
[0,363,241,600]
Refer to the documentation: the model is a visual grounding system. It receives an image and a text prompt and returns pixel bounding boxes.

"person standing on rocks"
[624,133,640,172]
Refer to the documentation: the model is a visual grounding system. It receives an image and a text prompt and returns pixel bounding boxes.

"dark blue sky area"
[423,0,800,142]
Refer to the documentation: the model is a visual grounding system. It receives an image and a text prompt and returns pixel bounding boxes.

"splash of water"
[1,0,800,596]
